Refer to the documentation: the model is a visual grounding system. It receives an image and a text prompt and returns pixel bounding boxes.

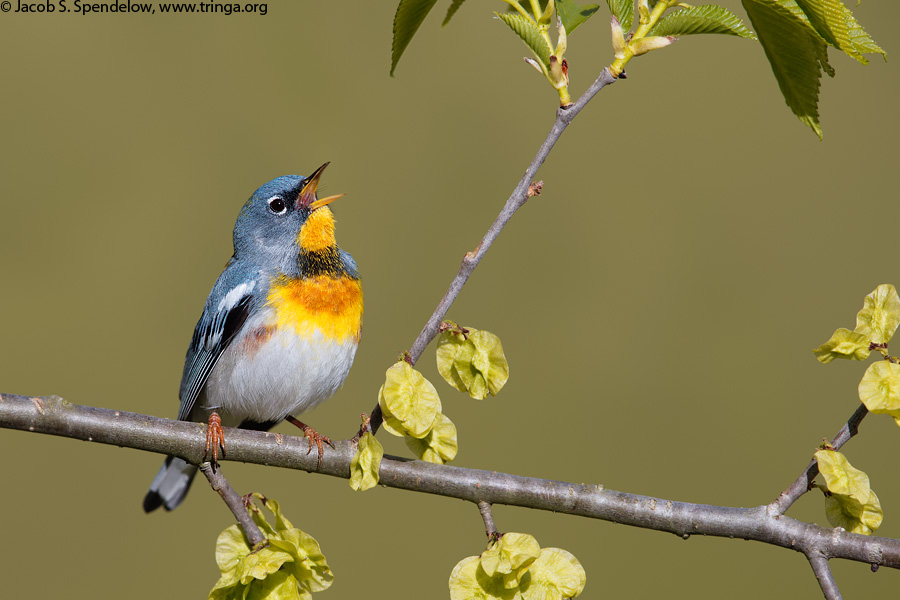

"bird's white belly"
[203,313,358,424]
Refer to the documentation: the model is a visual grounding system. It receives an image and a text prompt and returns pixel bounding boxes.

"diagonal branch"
[769,403,869,516]
[200,462,267,548]
[808,554,842,600]
[361,67,620,437]
[3,393,899,572]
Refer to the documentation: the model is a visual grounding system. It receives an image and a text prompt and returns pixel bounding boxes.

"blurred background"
[1,1,898,598]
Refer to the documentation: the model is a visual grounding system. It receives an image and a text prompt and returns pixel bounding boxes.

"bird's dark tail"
[143,456,198,512]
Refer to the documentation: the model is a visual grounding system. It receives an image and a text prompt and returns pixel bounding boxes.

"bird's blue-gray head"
[232,164,352,278]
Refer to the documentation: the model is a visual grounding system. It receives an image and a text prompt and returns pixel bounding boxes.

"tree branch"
[361,67,620,437]
[406,67,618,365]
[808,555,842,600]
[199,462,267,548]
[3,393,899,572]
[769,403,869,516]
[478,501,500,542]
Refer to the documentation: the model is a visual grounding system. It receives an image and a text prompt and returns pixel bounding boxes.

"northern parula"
[143,163,362,512]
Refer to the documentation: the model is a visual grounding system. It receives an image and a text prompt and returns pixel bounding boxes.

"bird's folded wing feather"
[177,277,256,421]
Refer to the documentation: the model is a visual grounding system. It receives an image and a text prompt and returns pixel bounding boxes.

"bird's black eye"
[267,196,287,215]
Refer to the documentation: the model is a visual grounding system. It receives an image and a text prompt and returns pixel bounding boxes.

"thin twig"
[358,68,620,439]
[2,394,899,571]
[769,403,869,516]
[199,462,267,548]
[478,501,500,542]
[808,555,843,600]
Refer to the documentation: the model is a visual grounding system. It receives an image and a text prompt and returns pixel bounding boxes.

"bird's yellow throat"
[298,206,336,252]
[268,205,362,343]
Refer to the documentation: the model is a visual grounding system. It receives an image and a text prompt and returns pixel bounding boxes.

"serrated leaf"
[349,432,383,491]
[741,0,827,139]
[495,12,553,68]
[391,0,440,76]
[846,8,886,62]
[649,5,756,39]
[858,361,900,416]
[855,284,900,345]
[378,361,441,438]
[606,0,634,32]
[815,449,871,502]
[813,328,872,363]
[443,0,467,26]
[795,0,885,65]
[520,547,586,599]
[558,0,600,34]
[405,412,458,464]
[825,489,883,535]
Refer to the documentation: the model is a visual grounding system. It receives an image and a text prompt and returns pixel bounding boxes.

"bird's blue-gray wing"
[177,273,256,421]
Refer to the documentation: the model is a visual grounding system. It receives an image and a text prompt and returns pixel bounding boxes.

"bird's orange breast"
[267,275,363,343]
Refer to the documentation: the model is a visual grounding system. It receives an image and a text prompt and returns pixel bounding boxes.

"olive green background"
[1,1,898,598]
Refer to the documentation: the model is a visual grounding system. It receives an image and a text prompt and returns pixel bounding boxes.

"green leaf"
[855,284,900,345]
[649,5,757,39]
[741,0,828,139]
[378,361,442,438]
[443,0,467,26]
[825,489,883,535]
[495,12,553,68]
[557,0,600,34]
[794,0,885,64]
[520,547,587,600]
[812,328,871,363]
[606,0,634,32]
[391,0,440,76]
[349,432,384,491]
[405,412,458,464]
[846,8,886,62]
[858,361,900,417]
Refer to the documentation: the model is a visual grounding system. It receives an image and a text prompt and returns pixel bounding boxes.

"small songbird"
[143,163,362,512]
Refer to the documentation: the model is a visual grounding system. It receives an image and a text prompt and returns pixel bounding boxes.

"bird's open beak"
[298,162,345,210]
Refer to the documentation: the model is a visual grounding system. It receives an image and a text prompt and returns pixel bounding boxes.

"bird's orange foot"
[285,415,335,470]
[205,410,226,470]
